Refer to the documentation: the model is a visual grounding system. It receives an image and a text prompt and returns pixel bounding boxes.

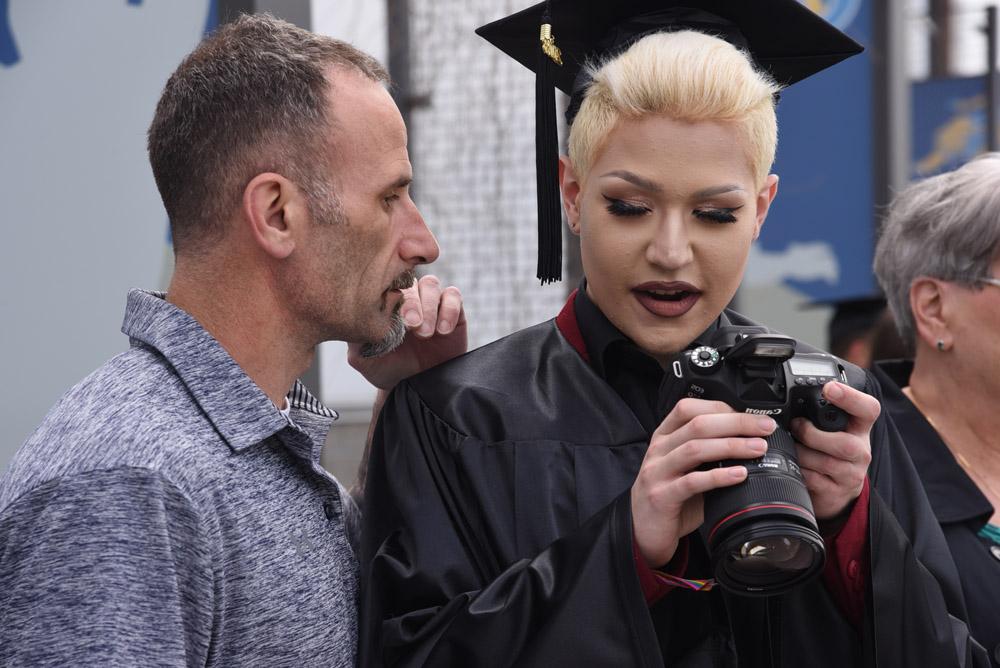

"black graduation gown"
[360,306,989,667]
[874,360,1000,666]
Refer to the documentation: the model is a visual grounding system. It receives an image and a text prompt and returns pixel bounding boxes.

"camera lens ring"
[711,519,825,596]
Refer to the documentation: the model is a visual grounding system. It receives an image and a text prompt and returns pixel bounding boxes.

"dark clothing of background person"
[875,359,1000,667]
[359,293,988,667]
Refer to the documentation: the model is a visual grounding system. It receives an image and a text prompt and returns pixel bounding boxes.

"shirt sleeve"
[820,476,870,629]
[632,536,689,606]
[0,467,215,667]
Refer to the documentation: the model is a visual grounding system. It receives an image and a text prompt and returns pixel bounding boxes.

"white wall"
[0,1,211,471]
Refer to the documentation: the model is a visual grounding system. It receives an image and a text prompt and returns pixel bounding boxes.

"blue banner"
[912,76,987,179]
[747,0,875,302]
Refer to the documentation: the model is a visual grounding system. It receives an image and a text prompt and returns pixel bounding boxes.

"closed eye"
[694,207,742,224]
[603,196,650,217]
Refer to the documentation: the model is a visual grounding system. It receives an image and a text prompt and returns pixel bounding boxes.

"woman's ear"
[753,174,779,240]
[242,172,308,259]
[910,277,952,350]
[559,156,583,235]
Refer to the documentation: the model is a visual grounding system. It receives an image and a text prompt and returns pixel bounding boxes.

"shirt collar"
[572,279,726,377]
[874,359,993,526]
[573,280,636,378]
[121,289,335,452]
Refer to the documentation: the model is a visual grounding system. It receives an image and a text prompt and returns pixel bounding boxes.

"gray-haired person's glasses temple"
[977,276,1000,289]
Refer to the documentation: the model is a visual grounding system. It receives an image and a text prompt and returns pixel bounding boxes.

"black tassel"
[535,6,562,283]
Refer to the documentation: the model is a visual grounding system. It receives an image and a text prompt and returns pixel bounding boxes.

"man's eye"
[603,196,650,217]
[384,194,400,207]
[694,207,740,224]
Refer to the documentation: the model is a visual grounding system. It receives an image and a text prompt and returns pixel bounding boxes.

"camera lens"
[737,536,807,571]
[711,519,824,593]
[701,428,825,596]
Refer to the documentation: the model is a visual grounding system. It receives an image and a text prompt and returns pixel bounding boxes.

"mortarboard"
[801,293,884,355]
[476,1,864,283]
[812,296,887,351]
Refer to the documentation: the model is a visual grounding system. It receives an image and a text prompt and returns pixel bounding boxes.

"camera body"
[666,326,849,595]
[671,327,848,434]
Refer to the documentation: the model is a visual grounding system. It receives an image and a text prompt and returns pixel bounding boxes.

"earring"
[936,340,946,352]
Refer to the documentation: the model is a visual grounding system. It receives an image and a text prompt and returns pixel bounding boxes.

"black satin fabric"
[359,313,989,667]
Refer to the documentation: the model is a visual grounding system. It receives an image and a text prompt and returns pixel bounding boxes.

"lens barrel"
[701,426,825,596]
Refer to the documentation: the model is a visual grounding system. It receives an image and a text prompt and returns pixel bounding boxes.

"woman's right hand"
[630,398,778,568]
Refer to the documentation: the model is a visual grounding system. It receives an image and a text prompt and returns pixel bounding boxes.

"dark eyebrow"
[600,170,663,193]
[388,176,413,191]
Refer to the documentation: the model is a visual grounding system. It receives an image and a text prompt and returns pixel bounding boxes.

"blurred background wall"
[2,0,999,486]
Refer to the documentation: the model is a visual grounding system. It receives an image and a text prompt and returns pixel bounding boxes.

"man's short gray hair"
[873,152,1000,347]
[148,13,388,254]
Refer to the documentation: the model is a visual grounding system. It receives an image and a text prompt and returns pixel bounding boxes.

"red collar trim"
[555,289,590,363]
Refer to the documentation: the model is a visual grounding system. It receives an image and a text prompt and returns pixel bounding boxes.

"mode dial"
[690,346,721,370]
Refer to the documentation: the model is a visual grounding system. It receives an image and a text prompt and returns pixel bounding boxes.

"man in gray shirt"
[0,14,465,667]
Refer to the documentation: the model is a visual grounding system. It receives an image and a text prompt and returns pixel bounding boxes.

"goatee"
[359,309,407,358]
[359,270,417,358]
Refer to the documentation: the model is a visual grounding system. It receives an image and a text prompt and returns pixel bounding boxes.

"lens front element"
[702,427,826,596]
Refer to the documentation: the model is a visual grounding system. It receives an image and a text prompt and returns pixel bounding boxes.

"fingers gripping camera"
[667,327,850,596]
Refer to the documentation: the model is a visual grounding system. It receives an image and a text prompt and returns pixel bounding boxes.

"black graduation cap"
[824,297,887,350]
[476,1,864,283]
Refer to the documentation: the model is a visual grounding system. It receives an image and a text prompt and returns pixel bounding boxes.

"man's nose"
[400,201,440,265]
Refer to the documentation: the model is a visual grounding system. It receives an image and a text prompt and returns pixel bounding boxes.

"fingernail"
[749,438,767,453]
[758,417,776,431]
[404,311,421,327]
[730,467,748,479]
[826,382,844,400]
[437,319,453,335]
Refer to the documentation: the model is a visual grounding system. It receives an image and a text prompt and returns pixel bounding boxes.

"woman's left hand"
[790,381,879,520]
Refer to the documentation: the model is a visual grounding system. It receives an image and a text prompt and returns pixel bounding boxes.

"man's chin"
[358,315,407,359]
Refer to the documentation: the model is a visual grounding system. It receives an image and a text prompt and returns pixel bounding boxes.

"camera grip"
[809,389,849,432]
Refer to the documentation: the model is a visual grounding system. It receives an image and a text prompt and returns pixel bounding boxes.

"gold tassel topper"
[540,23,563,65]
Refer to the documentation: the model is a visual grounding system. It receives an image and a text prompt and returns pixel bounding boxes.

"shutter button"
[323,499,337,520]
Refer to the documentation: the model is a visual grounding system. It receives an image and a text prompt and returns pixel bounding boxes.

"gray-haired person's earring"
[937,340,946,352]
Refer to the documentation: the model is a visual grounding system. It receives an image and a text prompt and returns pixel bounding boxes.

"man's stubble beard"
[305,180,415,359]
[358,268,416,358]
[358,307,407,358]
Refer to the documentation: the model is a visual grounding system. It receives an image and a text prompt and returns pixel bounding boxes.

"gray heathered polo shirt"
[0,289,360,667]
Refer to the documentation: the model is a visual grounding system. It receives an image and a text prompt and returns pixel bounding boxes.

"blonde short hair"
[568,30,781,187]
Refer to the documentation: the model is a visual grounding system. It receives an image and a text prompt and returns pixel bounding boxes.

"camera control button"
[806,377,818,386]
[794,378,805,386]
[690,346,720,369]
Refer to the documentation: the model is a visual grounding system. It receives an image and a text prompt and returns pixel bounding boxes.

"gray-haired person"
[873,153,1000,662]
[0,14,465,667]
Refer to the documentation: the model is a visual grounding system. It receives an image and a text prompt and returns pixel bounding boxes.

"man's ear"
[753,174,779,240]
[910,277,952,349]
[559,156,583,235]
[242,172,309,259]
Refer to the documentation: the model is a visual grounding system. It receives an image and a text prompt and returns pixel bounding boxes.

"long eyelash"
[603,196,649,217]
[694,207,741,224]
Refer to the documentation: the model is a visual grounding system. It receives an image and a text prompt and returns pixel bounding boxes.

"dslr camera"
[666,325,849,596]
